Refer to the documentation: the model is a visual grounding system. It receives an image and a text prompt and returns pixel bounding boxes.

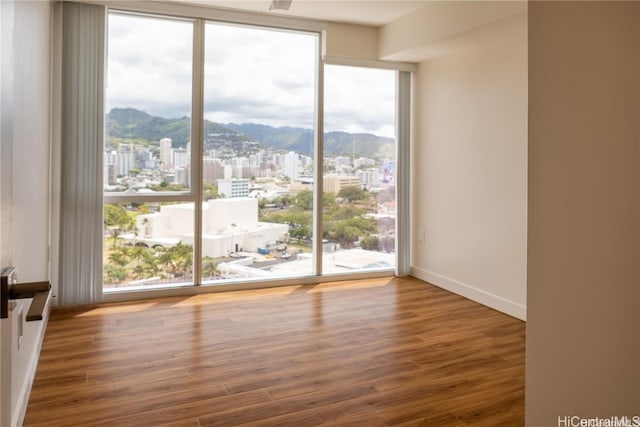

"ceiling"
[183,0,429,26]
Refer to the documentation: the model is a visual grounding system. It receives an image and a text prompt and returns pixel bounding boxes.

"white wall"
[410,14,528,320]
[526,2,640,423]
[324,22,378,60]
[379,1,526,62]
[11,0,50,283]
[0,0,15,421]
[0,1,52,426]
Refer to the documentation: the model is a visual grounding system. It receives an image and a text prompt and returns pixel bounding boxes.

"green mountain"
[106,108,395,159]
[224,124,395,159]
[225,123,313,155]
[106,108,243,147]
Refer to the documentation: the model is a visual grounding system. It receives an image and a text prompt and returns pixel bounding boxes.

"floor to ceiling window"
[103,12,195,290]
[323,65,397,275]
[201,23,318,283]
[102,9,403,293]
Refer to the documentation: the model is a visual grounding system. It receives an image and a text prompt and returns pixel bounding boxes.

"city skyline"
[106,12,397,138]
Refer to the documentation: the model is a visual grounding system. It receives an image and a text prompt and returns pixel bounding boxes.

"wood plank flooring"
[24,276,525,426]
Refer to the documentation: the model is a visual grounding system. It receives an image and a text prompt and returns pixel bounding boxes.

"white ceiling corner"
[181,0,429,26]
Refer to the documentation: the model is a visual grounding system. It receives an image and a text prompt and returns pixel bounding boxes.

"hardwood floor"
[24,276,525,426]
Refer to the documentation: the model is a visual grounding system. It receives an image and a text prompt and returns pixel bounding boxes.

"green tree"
[104,204,134,228]
[337,186,369,203]
[105,204,135,249]
[132,264,146,280]
[133,202,151,214]
[294,190,313,211]
[109,228,122,250]
[329,223,362,248]
[104,264,127,285]
[129,245,147,268]
[203,183,219,201]
[157,243,193,279]
[142,250,160,277]
[326,217,377,249]
[273,194,293,208]
[108,246,130,268]
[325,205,366,221]
[323,192,337,209]
[377,186,395,203]
[361,235,380,251]
[202,258,220,279]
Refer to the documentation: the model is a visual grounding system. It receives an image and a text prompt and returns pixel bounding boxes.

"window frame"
[101,4,412,300]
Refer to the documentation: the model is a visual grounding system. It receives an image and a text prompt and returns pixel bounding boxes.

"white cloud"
[106,12,396,138]
[106,13,193,118]
[325,65,396,138]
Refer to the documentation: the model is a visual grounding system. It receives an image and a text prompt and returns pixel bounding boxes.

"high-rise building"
[284,151,298,180]
[223,164,233,179]
[103,152,118,185]
[176,166,190,187]
[203,159,224,184]
[334,156,351,168]
[160,138,172,169]
[173,148,189,168]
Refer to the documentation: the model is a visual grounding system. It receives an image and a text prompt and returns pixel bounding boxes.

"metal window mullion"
[191,19,205,285]
[313,36,324,276]
[104,193,196,204]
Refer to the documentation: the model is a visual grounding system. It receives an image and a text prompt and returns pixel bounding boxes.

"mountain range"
[106,108,395,159]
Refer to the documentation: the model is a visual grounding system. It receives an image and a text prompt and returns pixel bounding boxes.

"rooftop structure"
[125,198,288,258]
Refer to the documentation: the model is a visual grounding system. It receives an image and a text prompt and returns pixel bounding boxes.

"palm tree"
[108,246,130,268]
[202,259,219,280]
[141,217,151,237]
[142,250,160,277]
[110,227,121,250]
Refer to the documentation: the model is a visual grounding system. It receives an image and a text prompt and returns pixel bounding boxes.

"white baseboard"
[11,293,52,427]
[410,266,526,321]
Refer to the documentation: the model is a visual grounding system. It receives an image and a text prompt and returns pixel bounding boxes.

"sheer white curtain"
[396,71,411,277]
[51,1,105,305]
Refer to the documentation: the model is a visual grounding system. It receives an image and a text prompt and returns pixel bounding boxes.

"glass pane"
[202,23,318,282]
[103,202,194,289]
[104,14,193,193]
[323,65,397,274]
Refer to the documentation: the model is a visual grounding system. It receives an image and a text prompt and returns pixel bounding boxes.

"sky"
[106,13,396,138]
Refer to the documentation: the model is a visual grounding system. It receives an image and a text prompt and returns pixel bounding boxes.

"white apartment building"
[356,169,380,188]
[131,198,288,258]
[218,178,250,198]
